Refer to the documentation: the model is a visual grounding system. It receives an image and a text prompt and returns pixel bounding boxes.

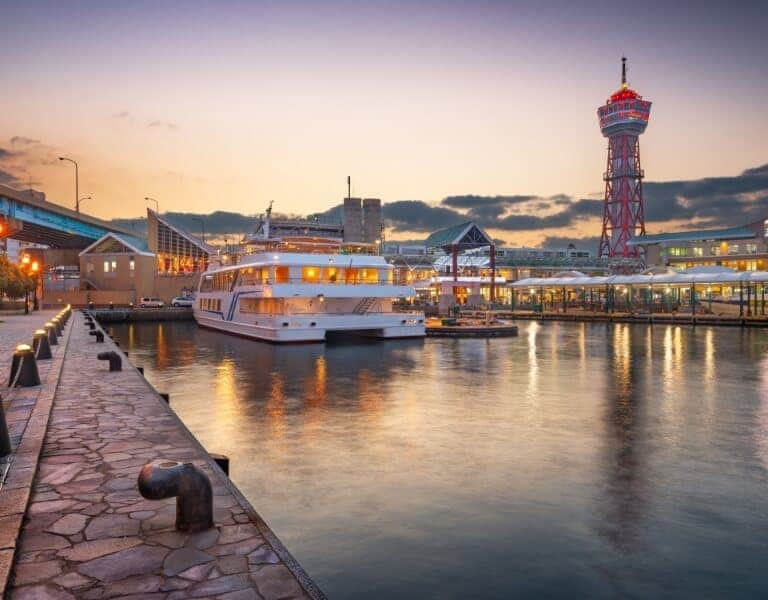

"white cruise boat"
[193,237,425,343]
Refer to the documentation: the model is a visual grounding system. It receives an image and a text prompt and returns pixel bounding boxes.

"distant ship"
[193,206,425,343]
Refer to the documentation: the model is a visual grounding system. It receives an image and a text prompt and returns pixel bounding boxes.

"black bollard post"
[87,322,96,331]
[32,329,52,360]
[44,322,58,346]
[9,344,41,387]
[138,460,213,532]
[95,331,104,343]
[210,453,230,477]
[0,393,11,458]
[51,318,63,336]
[97,351,122,372]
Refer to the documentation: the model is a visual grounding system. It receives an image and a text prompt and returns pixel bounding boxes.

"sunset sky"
[1,0,767,247]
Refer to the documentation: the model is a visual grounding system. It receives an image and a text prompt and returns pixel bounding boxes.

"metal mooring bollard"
[87,321,96,330]
[9,344,41,387]
[209,453,230,477]
[51,318,63,336]
[138,460,214,532]
[45,323,58,346]
[0,394,11,458]
[97,351,122,372]
[32,329,53,360]
[88,330,105,343]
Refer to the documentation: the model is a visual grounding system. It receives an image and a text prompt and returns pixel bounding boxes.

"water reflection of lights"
[756,351,768,470]
[207,357,240,443]
[612,325,631,401]
[662,326,683,398]
[156,323,168,369]
[266,371,287,439]
[526,321,539,402]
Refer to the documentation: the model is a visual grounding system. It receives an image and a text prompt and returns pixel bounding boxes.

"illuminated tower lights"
[597,57,652,259]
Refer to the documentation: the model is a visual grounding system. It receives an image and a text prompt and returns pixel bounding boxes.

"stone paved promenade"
[1,311,323,599]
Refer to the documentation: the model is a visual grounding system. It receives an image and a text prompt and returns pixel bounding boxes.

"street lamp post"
[31,260,39,310]
[79,195,92,210]
[20,254,30,314]
[145,197,159,213]
[58,157,79,213]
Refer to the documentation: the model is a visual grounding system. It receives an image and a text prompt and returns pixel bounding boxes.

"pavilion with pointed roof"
[424,221,498,301]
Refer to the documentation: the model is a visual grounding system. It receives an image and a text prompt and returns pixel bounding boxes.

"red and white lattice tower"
[597,57,652,259]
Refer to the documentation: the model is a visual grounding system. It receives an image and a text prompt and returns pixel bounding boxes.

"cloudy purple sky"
[1,0,766,246]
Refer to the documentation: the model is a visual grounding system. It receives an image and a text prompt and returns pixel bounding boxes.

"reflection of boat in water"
[194,233,425,343]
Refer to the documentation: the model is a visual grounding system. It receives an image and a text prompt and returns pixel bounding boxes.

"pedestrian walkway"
[2,312,322,599]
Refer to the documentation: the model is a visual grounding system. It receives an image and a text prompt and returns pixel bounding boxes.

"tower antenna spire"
[621,56,628,89]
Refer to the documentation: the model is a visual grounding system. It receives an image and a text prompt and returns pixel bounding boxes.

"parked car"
[139,297,165,308]
[171,296,194,308]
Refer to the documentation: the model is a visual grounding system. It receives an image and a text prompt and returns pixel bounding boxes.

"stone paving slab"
[7,313,323,599]
[1,310,70,593]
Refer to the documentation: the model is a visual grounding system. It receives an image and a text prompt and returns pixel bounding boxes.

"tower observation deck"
[597,57,652,259]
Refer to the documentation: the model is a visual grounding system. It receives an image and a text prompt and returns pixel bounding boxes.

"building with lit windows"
[147,208,214,275]
[629,218,768,271]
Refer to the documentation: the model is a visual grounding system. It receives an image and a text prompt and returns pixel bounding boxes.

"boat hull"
[193,310,425,343]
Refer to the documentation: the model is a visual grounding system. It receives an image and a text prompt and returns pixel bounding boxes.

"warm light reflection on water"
[112,321,768,599]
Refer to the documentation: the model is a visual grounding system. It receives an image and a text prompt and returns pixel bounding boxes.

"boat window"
[240,298,284,315]
[384,269,393,283]
[199,274,213,293]
[212,270,235,291]
[344,268,358,284]
[302,266,320,283]
[239,267,267,286]
[360,269,379,284]
[200,298,221,312]
[323,267,339,283]
[274,266,289,283]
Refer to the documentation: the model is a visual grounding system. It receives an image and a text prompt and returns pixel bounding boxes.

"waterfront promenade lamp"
[145,196,160,213]
[58,156,80,213]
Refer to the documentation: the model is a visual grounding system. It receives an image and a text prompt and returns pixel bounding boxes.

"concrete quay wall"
[0,311,324,599]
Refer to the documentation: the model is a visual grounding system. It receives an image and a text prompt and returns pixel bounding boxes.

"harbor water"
[110,320,768,599]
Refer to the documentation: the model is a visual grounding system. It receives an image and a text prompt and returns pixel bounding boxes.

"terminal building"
[630,218,768,271]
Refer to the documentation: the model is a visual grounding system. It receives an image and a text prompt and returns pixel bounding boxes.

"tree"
[0,255,34,308]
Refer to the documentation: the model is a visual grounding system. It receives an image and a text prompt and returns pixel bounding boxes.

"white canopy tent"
[511,268,768,289]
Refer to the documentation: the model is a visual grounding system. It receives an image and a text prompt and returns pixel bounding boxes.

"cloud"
[0,168,22,186]
[442,195,536,209]
[540,235,602,253]
[642,164,768,227]
[147,120,179,131]
[10,136,40,146]
[379,164,768,239]
[113,111,132,119]
[384,200,467,232]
